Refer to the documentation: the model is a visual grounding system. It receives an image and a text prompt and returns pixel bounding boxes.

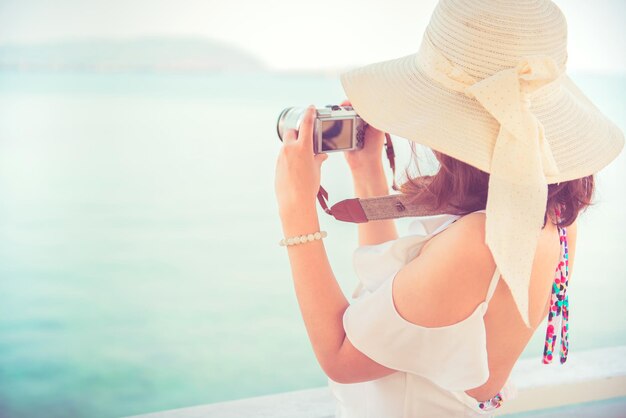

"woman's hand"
[341,99,387,173]
[275,105,329,214]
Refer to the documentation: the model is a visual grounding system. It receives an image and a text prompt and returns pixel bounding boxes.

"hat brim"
[340,52,624,184]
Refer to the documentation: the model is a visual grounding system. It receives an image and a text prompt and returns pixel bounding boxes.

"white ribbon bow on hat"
[417,34,564,328]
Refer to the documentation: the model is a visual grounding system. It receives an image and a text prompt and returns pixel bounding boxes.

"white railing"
[126,345,626,418]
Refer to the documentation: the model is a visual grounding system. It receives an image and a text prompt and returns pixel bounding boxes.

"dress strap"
[485,266,500,304]
[430,215,462,236]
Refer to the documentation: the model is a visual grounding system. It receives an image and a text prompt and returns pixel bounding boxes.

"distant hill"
[0,37,267,73]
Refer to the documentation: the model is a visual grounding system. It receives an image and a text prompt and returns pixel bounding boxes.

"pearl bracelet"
[279,230,327,246]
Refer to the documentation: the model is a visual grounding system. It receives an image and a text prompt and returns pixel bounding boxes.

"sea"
[0,70,624,418]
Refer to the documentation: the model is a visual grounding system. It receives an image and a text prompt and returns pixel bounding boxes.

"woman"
[274,0,623,416]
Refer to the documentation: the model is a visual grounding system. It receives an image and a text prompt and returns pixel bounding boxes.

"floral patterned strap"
[543,207,570,364]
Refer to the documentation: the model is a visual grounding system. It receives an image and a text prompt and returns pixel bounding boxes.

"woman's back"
[329,210,577,416]
[408,211,577,402]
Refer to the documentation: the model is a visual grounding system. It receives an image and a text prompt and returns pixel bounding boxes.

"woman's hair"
[398,144,594,228]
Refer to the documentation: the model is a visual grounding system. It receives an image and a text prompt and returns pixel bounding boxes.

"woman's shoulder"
[392,211,496,328]
[421,212,495,266]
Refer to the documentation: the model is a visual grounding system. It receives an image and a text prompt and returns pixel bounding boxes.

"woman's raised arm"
[351,164,399,246]
[341,99,398,246]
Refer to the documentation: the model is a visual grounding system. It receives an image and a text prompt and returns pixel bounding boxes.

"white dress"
[328,210,518,417]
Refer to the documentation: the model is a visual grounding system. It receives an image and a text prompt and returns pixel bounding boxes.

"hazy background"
[1,0,625,73]
[0,1,624,417]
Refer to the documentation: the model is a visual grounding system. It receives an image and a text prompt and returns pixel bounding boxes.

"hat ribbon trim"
[415,32,565,328]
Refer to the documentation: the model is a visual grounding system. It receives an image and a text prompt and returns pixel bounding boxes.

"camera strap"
[316,133,452,222]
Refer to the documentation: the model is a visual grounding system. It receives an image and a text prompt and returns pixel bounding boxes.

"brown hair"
[398,144,594,228]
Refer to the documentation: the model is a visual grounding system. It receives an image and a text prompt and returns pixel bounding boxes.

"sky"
[0,0,624,73]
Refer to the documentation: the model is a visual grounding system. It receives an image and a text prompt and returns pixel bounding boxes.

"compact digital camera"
[276,105,366,154]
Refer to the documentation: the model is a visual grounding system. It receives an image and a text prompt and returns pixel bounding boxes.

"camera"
[276,105,366,154]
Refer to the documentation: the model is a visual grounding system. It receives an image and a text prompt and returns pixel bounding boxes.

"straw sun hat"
[339,0,624,328]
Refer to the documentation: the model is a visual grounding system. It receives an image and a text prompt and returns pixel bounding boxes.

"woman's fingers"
[282,105,315,149]
[296,105,316,149]
[283,128,298,145]
[315,151,329,165]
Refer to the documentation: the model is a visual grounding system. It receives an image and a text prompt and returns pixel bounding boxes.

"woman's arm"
[340,99,399,246]
[275,105,398,384]
[279,205,398,384]
[351,162,399,246]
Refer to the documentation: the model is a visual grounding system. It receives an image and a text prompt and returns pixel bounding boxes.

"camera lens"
[276,107,291,141]
[276,107,306,141]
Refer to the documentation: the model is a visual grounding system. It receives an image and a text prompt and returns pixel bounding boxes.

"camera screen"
[321,119,353,151]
